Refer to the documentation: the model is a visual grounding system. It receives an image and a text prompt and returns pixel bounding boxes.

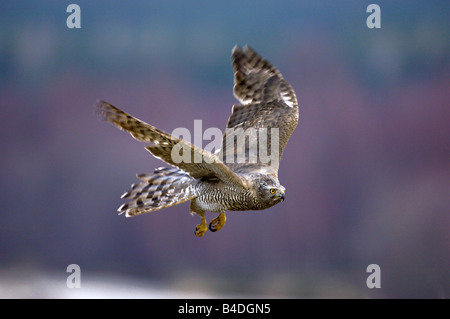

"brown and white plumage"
[220,46,298,174]
[96,45,299,237]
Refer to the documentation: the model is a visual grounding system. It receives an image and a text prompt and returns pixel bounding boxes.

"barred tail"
[118,167,196,217]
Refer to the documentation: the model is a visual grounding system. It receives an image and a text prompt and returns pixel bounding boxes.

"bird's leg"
[209,212,226,232]
[194,211,207,237]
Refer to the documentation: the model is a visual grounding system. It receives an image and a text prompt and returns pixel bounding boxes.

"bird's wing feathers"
[96,46,297,185]
[218,46,299,174]
[232,45,297,108]
[95,100,249,189]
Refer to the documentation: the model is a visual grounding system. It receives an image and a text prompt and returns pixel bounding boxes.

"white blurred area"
[0,267,213,299]
[0,266,365,299]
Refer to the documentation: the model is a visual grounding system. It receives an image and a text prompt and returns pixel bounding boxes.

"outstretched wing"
[95,100,249,189]
[232,45,297,108]
[219,45,299,174]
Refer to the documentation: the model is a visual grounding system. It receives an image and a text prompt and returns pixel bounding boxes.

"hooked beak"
[280,190,285,201]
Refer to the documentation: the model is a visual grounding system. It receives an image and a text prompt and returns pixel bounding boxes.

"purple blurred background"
[0,1,449,298]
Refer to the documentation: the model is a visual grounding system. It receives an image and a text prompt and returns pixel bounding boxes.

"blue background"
[0,1,449,298]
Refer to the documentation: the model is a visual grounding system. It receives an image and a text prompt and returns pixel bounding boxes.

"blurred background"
[0,0,449,298]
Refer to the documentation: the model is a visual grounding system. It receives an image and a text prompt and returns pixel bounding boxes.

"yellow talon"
[209,212,226,232]
[195,216,207,237]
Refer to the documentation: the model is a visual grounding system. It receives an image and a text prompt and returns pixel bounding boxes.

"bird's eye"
[270,189,276,194]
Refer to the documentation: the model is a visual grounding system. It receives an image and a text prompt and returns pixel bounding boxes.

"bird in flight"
[96,45,299,237]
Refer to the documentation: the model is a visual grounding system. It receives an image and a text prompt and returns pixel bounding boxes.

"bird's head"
[256,176,286,207]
